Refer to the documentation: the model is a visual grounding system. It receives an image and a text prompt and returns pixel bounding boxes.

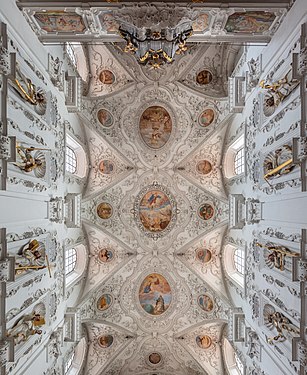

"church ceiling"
[77,41,236,374]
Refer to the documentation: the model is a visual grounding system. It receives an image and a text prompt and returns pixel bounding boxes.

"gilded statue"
[15,239,52,277]
[259,70,299,110]
[7,311,45,345]
[263,144,295,182]
[266,311,299,344]
[257,242,299,271]
[14,146,45,173]
[12,66,46,107]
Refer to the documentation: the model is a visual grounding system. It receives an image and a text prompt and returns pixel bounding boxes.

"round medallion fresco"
[199,108,215,127]
[196,335,212,349]
[98,248,114,263]
[196,70,213,85]
[99,335,113,348]
[97,109,113,127]
[149,352,162,365]
[97,202,113,219]
[99,160,115,174]
[198,203,214,221]
[97,294,113,311]
[196,248,212,264]
[99,70,115,85]
[139,273,172,316]
[196,160,212,175]
[139,190,172,233]
[139,106,172,149]
[198,294,214,312]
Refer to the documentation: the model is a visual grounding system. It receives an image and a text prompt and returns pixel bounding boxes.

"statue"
[266,311,299,344]
[7,311,45,345]
[12,65,46,107]
[14,146,46,174]
[259,70,299,113]
[263,144,295,182]
[15,239,52,277]
[257,242,299,271]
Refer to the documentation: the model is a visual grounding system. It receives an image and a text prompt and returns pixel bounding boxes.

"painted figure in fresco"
[266,311,299,344]
[99,335,113,348]
[198,294,214,312]
[257,243,299,271]
[99,248,113,263]
[225,12,275,34]
[99,70,115,85]
[97,109,113,127]
[7,312,45,345]
[139,106,172,150]
[142,274,160,293]
[97,202,112,219]
[196,335,212,349]
[197,160,212,175]
[98,294,112,311]
[199,204,214,221]
[153,295,165,315]
[34,12,86,33]
[14,146,44,173]
[196,70,213,85]
[199,108,215,127]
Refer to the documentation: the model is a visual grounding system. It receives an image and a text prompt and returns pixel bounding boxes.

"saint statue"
[257,242,299,271]
[7,312,45,345]
[266,311,299,344]
[259,70,299,109]
[14,146,44,173]
[12,66,46,106]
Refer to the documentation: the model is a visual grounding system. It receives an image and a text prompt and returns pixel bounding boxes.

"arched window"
[64,338,87,375]
[224,244,245,288]
[234,248,245,275]
[66,43,77,67]
[64,351,75,374]
[224,134,245,179]
[234,352,244,375]
[234,147,245,175]
[65,134,87,179]
[223,339,245,375]
[65,248,77,276]
[66,146,77,174]
[64,244,87,289]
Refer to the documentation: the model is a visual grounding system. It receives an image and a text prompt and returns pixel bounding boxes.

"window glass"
[234,248,245,275]
[66,146,77,174]
[65,248,77,276]
[234,147,245,175]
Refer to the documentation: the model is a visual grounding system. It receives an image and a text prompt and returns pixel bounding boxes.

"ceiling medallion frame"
[133,181,178,240]
[136,100,176,153]
[134,268,177,322]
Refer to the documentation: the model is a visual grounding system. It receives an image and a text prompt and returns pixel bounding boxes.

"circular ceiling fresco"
[139,106,172,149]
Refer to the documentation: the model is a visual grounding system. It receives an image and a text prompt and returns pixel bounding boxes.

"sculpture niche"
[6,303,46,345]
[14,145,47,178]
[260,69,299,117]
[263,144,296,183]
[264,307,300,345]
[257,242,299,272]
[10,65,47,115]
[15,239,52,277]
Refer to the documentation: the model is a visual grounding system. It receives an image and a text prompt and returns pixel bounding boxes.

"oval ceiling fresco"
[139,273,172,316]
[139,190,172,233]
[139,106,172,149]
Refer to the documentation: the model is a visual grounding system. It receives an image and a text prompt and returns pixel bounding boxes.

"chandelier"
[119,23,193,68]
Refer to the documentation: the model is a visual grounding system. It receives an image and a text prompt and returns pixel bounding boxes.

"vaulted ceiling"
[76,42,240,374]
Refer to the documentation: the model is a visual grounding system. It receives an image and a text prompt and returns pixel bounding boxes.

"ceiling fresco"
[78,41,238,374]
